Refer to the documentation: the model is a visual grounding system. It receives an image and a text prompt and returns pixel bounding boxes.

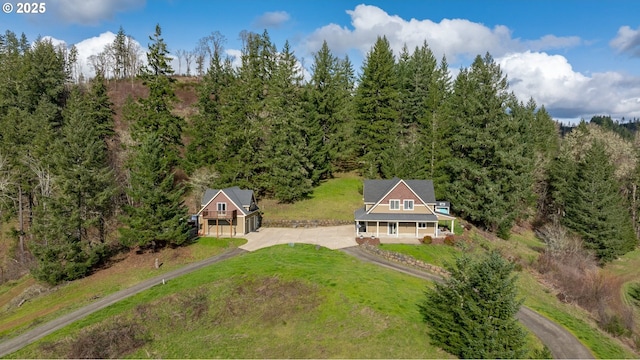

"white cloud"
[499,51,640,120]
[41,36,67,48]
[74,31,116,76]
[302,4,640,122]
[49,31,146,79]
[610,25,640,57]
[304,4,579,63]
[49,0,145,25]
[253,11,291,29]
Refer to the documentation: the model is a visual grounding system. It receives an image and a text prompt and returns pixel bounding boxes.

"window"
[404,200,414,210]
[389,199,400,210]
[217,202,227,212]
[418,222,427,229]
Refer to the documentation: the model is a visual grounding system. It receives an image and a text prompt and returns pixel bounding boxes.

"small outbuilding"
[197,187,261,237]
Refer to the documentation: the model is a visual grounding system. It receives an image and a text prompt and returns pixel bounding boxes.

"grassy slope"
[260,173,363,221]
[11,244,454,359]
[0,237,245,340]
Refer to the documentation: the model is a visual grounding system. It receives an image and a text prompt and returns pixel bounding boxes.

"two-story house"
[354,178,455,238]
[197,187,261,237]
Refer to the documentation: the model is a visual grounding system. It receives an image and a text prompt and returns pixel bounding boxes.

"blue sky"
[3,0,640,122]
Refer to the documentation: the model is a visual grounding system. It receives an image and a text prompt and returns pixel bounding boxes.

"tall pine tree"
[355,36,399,179]
[120,24,190,249]
[120,133,190,248]
[563,141,637,262]
[445,53,533,238]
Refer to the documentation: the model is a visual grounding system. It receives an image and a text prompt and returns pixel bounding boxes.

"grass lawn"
[379,243,460,268]
[9,244,455,359]
[260,173,363,221]
[382,228,638,358]
[0,237,246,340]
[8,244,558,359]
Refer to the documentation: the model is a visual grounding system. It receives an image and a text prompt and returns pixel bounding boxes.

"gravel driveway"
[241,225,357,251]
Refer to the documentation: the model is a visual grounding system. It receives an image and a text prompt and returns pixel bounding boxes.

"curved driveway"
[1,225,593,359]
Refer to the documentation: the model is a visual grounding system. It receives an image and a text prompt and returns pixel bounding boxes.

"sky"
[2,0,640,123]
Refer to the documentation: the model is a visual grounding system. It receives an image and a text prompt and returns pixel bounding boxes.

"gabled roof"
[200,186,258,215]
[363,177,436,204]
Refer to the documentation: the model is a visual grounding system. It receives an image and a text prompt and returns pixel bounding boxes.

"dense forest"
[0,25,638,284]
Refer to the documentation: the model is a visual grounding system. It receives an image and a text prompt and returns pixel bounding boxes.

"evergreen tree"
[333,55,358,171]
[131,24,183,165]
[214,30,277,192]
[393,42,452,191]
[86,71,115,140]
[307,40,343,178]
[355,36,400,178]
[419,252,527,359]
[120,133,190,248]
[120,24,190,249]
[563,141,637,262]
[262,41,314,202]
[30,84,116,284]
[184,37,234,173]
[445,54,533,238]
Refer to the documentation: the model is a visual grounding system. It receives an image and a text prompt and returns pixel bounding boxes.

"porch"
[201,209,238,237]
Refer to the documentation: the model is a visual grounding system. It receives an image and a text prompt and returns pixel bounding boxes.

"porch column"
[376,221,379,238]
[451,219,455,234]
[415,222,418,238]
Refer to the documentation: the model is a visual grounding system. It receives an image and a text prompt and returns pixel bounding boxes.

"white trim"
[404,199,414,210]
[197,190,246,218]
[217,202,227,211]
[389,199,400,210]
[367,179,431,214]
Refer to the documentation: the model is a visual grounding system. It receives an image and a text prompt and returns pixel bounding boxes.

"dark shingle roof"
[363,178,436,204]
[201,187,257,215]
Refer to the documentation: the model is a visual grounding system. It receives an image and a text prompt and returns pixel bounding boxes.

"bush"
[444,235,455,246]
[66,318,150,358]
[600,314,631,337]
[628,283,640,307]
[422,235,432,244]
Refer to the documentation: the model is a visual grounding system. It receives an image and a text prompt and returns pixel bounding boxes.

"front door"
[388,222,397,236]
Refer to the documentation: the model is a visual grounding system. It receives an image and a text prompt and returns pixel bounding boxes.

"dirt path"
[0,248,246,358]
[341,246,595,359]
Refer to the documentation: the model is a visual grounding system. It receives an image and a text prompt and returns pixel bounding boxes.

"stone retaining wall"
[359,244,449,277]
[262,219,353,228]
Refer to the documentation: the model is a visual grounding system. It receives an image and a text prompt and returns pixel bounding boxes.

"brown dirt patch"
[214,276,322,326]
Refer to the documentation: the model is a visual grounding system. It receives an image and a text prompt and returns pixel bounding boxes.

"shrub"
[67,318,150,358]
[628,283,640,307]
[422,235,433,244]
[444,235,455,246]
[600,314,631,337]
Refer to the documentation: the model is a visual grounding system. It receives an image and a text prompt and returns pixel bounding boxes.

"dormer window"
[389,199,400,210]
[404,200,414,210]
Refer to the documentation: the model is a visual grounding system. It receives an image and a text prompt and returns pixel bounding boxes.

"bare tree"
[184,50,194,76]
[174,49,186,75]
[197,31,226,70]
